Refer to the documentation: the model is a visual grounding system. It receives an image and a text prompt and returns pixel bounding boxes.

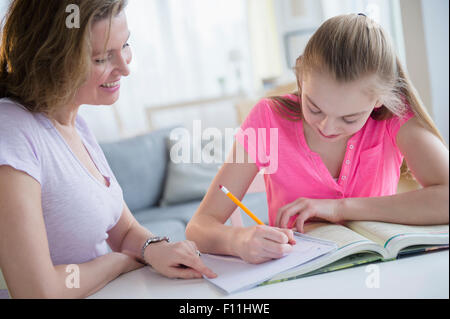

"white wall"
[421,0,449,144]
[0,1,8,24]
[0,1,8,15]
[273,0,405,84]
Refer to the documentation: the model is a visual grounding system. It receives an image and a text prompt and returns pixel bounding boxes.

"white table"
[88,250,448,299]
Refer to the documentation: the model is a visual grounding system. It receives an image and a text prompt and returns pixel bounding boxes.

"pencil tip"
[219,184,223,189]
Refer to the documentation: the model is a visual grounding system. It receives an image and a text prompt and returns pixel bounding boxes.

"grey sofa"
[100,126,269,243]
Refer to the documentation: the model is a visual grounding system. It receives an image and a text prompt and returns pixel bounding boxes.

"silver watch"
[141,236,170,265]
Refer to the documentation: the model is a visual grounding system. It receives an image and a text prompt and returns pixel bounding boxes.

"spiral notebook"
[200,233,337,294]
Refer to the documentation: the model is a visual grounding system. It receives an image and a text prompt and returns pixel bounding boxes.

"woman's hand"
[275,198,343,233]
[234,225,297,264]
[144,240,217,279]
[119,252,146,274]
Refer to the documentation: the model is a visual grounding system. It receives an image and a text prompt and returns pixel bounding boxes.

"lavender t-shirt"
[0,98,123,265]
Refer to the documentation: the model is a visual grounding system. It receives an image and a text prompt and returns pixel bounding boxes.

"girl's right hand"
[234,225,297,264]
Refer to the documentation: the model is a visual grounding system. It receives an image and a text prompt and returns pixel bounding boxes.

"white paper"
[200,234,337,294]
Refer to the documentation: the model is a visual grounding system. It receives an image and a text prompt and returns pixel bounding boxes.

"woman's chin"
[103,97,119,105]
[89,94,120,106]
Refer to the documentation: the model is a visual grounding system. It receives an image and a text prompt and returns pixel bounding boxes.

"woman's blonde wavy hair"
[270,14,447,179]
[0,0,128,116]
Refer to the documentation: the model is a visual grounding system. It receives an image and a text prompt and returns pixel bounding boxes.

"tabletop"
[88,250,449,299]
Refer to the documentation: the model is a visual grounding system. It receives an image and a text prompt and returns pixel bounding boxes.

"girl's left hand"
[275,198,343,233]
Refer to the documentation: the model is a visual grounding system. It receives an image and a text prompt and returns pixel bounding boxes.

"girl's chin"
[314,129,352,143]
[317,130,341,140]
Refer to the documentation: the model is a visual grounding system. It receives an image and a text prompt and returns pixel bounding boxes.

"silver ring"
[196,250,201,257]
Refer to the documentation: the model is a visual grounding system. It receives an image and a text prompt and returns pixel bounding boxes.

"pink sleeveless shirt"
[235,94,415,227]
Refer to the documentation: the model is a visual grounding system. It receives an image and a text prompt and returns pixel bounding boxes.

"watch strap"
[141,236,170,265]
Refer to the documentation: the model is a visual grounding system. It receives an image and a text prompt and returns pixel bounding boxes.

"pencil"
[219,185,265,225]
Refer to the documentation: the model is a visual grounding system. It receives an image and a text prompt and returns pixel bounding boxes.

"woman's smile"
[99,79,121,93]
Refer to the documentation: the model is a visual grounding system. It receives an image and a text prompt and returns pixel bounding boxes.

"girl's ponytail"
[396,57,446,146]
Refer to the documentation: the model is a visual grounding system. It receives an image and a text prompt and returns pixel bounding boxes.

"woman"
[0,0,216,298]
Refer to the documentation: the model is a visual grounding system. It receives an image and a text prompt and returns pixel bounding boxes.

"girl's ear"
[295,55,304,86]
[296,75,303,90]
[374,100,383,109]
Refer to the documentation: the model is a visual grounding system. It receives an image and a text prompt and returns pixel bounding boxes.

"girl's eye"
[343,118,358,124]
[309,107,321,115]
[123,42,130,48]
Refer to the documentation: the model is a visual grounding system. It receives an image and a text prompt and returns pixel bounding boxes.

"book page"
[200,233,336,294]
[261,252,382,286]
[303,222,373,249]
[345,221,449,247]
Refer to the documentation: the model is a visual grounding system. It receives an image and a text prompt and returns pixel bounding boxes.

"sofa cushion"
[133,199,201,226]
[133,192,269,229]
[159,135,223,206]
[138,219,187,243]
[100,127,174,212]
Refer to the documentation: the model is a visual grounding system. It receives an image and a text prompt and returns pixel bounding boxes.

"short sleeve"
[386,106,416,146]
[235,99,273,170]
[0,101,42,184]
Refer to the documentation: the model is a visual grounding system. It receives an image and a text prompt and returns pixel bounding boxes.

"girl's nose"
[318,117,338,135]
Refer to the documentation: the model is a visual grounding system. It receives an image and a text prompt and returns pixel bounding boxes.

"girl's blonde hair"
[270,14,447,179]
[0,0,128,116]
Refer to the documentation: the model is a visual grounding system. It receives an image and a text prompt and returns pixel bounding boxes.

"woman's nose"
[116,51,131,76]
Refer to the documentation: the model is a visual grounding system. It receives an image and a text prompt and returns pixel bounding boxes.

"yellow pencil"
[219,184,264,225]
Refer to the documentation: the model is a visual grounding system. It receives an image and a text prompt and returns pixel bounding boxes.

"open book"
[200,233,337,294]
[261,221,449,286]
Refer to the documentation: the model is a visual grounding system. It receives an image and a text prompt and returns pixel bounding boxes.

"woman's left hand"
[275,198,343,233]
[144,240,217,279]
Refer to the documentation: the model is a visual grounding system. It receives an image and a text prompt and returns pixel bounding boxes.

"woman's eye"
[95,44,129,63]
[95,54,113,64]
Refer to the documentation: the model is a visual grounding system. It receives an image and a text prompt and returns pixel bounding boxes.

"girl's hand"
[144,240,217,279]
[275,198,343,233]
[235,225,297,264]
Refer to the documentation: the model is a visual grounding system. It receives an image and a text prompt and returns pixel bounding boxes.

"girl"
[0,0,215,298]
[186,14,449,264]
